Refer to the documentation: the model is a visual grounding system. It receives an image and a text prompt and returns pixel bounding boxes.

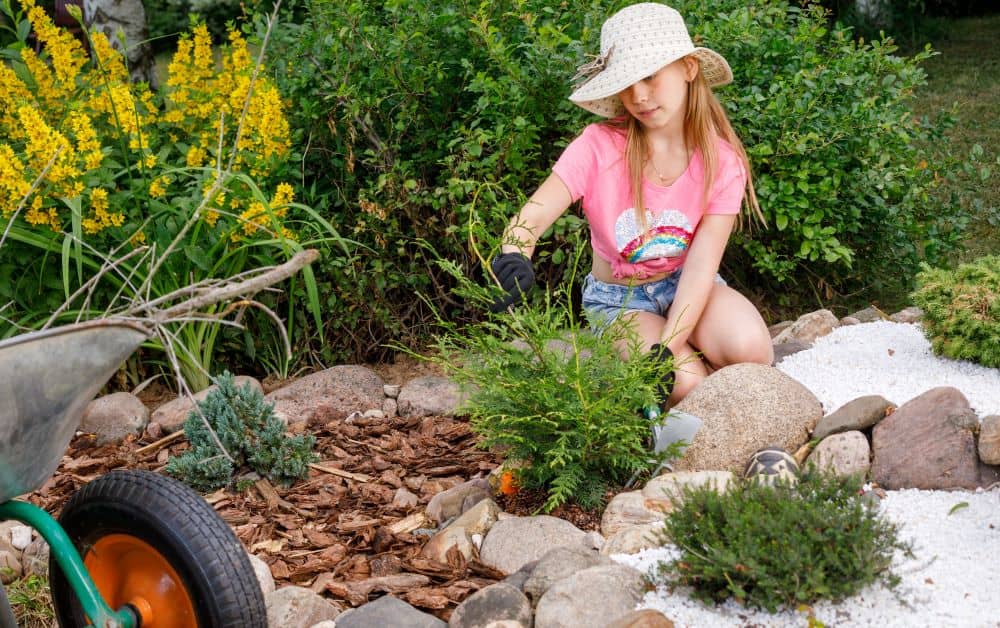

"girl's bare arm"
[500,173,573,257]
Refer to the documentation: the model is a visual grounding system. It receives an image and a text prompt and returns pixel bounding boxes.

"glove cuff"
[648,343,675,404]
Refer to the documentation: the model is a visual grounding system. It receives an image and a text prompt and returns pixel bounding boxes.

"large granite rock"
[671,364,822,473]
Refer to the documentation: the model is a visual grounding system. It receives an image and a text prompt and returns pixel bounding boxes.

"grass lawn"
[909,13,1000,262]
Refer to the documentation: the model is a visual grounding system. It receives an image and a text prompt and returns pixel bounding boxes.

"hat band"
[572,44,616,87]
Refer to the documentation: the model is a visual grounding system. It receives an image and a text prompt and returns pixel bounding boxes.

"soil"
[27,358,606,621]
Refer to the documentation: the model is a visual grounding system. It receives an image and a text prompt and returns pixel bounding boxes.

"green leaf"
[948,502,969,516]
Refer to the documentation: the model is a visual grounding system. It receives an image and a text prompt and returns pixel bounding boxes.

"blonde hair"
[604,60,763,237]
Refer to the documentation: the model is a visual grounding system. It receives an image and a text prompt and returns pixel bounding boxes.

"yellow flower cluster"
[1,5,296,248]
[235,182,296,241]
[164,26,291,176]
[81,188,125,234]
[0,0,155,235]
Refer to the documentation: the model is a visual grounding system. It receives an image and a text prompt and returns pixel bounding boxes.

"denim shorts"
[581,271,726,332]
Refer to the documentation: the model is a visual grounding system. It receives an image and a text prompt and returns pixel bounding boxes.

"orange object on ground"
[499,470,519,495]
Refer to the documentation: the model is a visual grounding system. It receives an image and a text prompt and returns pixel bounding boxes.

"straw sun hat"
[569,3,733,118]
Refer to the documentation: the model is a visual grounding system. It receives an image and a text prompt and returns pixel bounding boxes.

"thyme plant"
[655,470,913,612]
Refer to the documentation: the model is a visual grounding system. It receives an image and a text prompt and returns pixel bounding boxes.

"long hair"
[603,60,764,239]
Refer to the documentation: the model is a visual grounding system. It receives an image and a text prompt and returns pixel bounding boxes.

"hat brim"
[569,47,733,118]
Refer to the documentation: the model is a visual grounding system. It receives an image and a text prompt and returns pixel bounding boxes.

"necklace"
[647,158,670,183]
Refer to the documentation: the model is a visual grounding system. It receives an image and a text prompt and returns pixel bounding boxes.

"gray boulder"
[80,391,149,444]
[533,564,646,628]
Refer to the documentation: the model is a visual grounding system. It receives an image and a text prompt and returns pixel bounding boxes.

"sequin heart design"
[615,208,693,263]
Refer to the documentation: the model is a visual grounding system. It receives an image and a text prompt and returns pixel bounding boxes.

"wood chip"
[387,511,430,535]
[309,463,371,483]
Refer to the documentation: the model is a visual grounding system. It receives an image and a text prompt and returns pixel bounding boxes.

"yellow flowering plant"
[0,0,344,390]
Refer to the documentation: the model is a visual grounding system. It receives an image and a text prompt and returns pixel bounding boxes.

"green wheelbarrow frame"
[0,319,150,627]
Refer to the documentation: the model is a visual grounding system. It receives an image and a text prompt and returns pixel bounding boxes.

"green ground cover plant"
[4,574,53,627]
[166,371,317,491]
[655,470,913,612]
[911,255,999,367]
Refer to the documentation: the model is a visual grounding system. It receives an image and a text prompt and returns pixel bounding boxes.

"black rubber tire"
[49,469,266,627]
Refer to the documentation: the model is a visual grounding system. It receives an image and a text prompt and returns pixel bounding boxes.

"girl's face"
[618,57,698,131]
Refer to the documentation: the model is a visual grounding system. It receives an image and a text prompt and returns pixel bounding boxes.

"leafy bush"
[269,0,970,358]
[0,1,339,388]
[911,255,1000,367]
[655,470,912,611]
[417,254,679,513]
[166,371,317,491]
[266,0,595,363]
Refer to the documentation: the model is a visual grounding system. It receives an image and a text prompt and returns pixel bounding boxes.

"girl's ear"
[683,56,699,82]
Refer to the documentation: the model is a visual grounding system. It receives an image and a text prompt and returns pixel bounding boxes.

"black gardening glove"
[489,252,535,312]
[648,342,675,405]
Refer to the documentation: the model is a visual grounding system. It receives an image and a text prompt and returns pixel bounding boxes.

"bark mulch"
[27,408,610,621]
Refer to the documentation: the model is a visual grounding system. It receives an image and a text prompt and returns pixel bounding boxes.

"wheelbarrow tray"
[0,320,149,502]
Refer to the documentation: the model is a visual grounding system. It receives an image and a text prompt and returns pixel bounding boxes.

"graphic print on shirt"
[615,208,693,263]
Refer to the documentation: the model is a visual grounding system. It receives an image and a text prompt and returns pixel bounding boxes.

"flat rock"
[265,585,341,628]
[397,375,467,417]
[523,545,609,603]
[772,309,838,345]
[534,563,646,628]
[267,366,383,426]
[979,415,1000,465]
[672,364,822,473]
[480,516,588,575]
[80,391,149,444]
[248,553,275,595]
[813,395,894,440]
[600,491,667,538]
[600,523,664,556]
[772,340,810,365]
[426,479,491,525]
[641,471,736,510]
[606,609,675,628]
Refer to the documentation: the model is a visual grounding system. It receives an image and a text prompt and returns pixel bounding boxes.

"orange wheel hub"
[84,534,198,627]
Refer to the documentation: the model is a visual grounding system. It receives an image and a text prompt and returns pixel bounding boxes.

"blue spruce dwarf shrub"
[166,372,318,491]
[911,255,1000,367]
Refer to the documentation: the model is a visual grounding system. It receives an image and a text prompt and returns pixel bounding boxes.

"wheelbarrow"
[0,250,319,627]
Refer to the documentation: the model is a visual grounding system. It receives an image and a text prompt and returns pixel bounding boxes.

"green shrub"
[654,470,912,612]
[417,254,679,513]
[166,372,318,491]
[911,255,1000,367]
[267,0,970,358]
[267,0,595,363]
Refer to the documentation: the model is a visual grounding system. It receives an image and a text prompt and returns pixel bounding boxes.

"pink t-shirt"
[552,123,747,279]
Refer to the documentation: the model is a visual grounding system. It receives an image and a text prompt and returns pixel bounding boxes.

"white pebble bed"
[610,321,1000,626]
[613,488,1000,627]
[775,321,1000,418]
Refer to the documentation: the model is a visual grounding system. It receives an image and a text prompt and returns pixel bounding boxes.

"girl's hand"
[489,252,535,312]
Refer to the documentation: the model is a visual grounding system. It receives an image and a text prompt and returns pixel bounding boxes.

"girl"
[492,2,773,408]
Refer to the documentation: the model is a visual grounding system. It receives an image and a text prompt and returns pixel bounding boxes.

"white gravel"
[775,320,1000,419]
[611,321,1000,627]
